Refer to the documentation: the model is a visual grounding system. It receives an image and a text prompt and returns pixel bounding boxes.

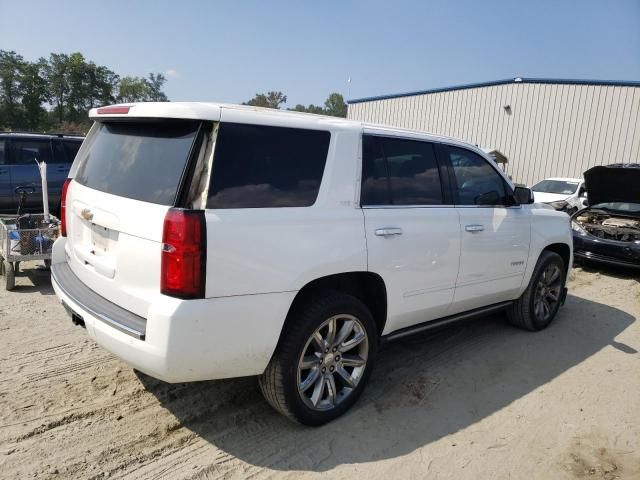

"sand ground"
[1,261,639,479]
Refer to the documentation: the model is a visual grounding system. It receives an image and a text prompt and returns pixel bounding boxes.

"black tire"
[259,291,378,426]
[2,260,15,291]
[507,251,566,331]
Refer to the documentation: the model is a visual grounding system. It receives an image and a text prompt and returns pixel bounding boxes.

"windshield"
[74,121,199,205]
[532,179,579,195]
[591,202,640,214]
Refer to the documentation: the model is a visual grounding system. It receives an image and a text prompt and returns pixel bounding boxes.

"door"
[8,137,54,212]
[0,138,13,212]
[362,134,461,334]
[440,144,530,313]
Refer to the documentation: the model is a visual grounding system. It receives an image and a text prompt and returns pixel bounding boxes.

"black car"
[571,163,640,269]
[0,132,83,214]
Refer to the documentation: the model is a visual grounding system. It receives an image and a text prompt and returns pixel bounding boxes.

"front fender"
[519,207,573,293]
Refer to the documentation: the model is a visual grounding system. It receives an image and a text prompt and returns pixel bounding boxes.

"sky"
[1,0,639,107]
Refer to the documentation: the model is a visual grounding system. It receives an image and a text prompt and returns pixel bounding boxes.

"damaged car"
[571,163,640,269]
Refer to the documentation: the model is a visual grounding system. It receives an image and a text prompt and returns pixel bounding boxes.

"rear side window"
[207,123,330,208]
[361,135,443,206]
[52,140,66,164]
[63,140,82,162]
[10,138,52,165]
[0,139,6,165]
[74,121,199,205]
[444,145,509,206]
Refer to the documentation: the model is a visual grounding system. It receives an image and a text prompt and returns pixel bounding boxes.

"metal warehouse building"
[347,78,640,186]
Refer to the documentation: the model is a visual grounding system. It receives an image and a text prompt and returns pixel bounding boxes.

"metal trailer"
[0,214,59,290]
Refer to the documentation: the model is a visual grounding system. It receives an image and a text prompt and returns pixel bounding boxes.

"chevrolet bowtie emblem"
[81,208,94,221]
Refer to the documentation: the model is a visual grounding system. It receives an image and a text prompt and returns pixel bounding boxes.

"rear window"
[207,123,330,208]
[74,121,199,205]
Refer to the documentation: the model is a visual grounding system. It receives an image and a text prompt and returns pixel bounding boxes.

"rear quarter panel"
[204,118,366,298]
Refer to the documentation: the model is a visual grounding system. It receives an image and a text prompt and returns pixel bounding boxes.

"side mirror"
[513,186,534,205]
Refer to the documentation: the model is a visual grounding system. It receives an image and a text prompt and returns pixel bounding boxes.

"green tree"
[0,50,26,128]
[20,59,49,130]
[243,91,287,109]
[117,76,149,102]
[43,53,70,124]
[290,103,324,114]
[288,93,348,117]
[145,73,168,101]
[66,52,90,122]
[117,73,168,103]
[323,92,347,118]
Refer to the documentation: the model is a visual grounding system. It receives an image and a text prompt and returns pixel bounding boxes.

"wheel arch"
[281,271,388,340]
[542,242,571,274]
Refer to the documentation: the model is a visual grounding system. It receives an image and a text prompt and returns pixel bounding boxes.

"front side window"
[361,135,443,206]
[207,123,330,208]
[10,139,52,165]
[445,146,510,206]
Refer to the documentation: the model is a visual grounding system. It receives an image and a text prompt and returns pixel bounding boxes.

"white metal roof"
[89,101,471,145]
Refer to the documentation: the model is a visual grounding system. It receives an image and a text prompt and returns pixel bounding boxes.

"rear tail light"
[60,178,71,237]
[161,209,206,299]
[97,105,130,114]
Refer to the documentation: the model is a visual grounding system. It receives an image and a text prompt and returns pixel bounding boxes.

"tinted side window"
[0,139,6,165]
[361,135,443,206]
[51,140,66,164]
[361,135,390,205]
[207,123,330,208]
[11,139,52,165]
[63,140,82,162]
[445,146,508,206]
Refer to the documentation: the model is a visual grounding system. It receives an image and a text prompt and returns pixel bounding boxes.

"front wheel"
[507,251,566,331]
[259,291,377,426]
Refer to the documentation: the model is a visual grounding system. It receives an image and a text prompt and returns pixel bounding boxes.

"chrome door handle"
[464,224,484,233]
[375,227,403,237]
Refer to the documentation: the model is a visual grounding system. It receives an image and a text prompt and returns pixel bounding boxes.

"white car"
[531,177,587,214]
[51,103,572,425]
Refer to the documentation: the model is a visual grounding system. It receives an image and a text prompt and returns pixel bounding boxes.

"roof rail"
[0,129,85,137]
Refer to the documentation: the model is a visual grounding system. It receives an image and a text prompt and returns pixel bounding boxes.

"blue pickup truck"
[0,133,83,214]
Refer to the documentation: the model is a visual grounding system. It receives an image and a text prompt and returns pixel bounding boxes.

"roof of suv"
[88,101,469,147]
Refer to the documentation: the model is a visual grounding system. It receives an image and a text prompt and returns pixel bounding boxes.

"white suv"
[51,103,572,425]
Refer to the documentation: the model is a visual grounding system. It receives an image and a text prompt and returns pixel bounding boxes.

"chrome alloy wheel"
[297,314,369,411]
[533,263,562,323]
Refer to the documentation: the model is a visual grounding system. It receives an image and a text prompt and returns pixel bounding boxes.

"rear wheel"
[507,251,566,331]
[259,291,377,426]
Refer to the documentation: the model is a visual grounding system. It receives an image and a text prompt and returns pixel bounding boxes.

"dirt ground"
[1,261,639,480]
